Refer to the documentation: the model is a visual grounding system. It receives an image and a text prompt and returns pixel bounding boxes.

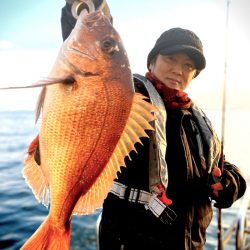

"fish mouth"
[71,0,95,19]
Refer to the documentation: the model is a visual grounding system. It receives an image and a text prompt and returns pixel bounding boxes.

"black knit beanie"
[147,28,206,76]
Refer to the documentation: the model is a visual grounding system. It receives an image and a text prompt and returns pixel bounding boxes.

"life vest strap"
[110,182,177,225]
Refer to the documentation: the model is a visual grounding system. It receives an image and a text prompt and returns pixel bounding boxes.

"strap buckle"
[111,182,177,225]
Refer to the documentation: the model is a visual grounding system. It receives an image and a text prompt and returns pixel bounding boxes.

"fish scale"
[21,10,157,249]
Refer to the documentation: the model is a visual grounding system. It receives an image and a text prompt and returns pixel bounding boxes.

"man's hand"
[70,0,112,22]
[61,0,112,41]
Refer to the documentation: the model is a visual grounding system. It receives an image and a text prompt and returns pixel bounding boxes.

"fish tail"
[21,216,71,250]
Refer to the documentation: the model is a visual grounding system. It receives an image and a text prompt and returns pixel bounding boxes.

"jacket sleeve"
[213,161,247,208]
[61,3,77,41]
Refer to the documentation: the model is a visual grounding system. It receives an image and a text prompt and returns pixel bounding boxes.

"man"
[98,27,246,250]
[61,1,247,249]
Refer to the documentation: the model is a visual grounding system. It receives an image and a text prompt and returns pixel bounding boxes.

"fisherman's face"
[149,52,197,90]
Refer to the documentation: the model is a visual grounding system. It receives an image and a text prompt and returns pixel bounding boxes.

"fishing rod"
[217,0,231,249]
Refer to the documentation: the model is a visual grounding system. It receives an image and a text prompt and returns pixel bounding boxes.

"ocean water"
[0,109,249,250]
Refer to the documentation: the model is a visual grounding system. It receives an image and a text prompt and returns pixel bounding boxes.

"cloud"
[0,48,57,110]
[0,41,15,50]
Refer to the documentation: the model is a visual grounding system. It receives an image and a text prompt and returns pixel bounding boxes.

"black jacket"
[99,76,247,250]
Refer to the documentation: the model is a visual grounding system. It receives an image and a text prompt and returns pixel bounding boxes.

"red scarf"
[145,72,192,110]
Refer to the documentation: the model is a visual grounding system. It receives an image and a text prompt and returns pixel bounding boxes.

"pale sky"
[0,0,249,110]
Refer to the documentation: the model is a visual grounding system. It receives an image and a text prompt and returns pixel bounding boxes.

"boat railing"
[216,187,250,250]
[235,187,250,250]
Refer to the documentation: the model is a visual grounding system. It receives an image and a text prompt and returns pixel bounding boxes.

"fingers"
[211,181,223,198]
[212,166,222,178]
[211,182,223,191]
[211,167,223,198]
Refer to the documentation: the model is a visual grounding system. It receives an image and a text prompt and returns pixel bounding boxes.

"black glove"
[61,3,76,41]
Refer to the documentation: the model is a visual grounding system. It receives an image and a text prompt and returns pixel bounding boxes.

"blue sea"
[0,109,249,250]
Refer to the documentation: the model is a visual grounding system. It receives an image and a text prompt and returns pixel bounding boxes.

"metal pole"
[217,0,231,249]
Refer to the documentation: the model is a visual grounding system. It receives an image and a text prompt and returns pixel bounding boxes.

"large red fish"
[21,10,156,250]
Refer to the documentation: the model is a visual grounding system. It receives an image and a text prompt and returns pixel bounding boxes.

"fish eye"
[101,38,118,54]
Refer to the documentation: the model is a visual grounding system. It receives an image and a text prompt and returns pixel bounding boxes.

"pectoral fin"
[0,76,75,90]
[72,93,158,214]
